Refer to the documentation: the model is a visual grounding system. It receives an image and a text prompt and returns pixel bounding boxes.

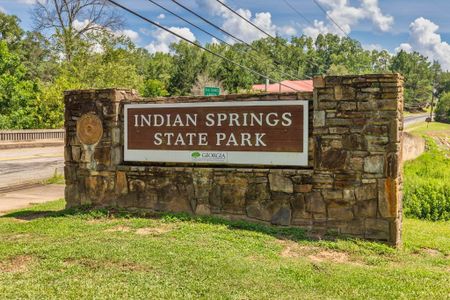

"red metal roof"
[252,80,313,93]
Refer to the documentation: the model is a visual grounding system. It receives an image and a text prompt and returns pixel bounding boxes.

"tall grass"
[403,138,450,221]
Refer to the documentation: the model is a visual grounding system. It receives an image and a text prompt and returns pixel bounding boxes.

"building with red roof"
[252,80,313,93]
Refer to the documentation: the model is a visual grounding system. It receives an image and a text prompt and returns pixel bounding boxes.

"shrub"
[435,92,450,123]
[403,138,450,221]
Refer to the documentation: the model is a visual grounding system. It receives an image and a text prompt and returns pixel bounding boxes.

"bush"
[403,138,450,221]
[435,92,450,123]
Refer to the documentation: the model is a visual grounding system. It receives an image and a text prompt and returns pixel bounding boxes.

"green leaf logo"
[191,152,201,158]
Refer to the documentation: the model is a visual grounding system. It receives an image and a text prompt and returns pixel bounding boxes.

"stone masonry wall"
[64,74,403,246]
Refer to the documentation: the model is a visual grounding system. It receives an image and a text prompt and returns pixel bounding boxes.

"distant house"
[252,80,313,93]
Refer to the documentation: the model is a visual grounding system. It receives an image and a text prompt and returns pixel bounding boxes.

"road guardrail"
[0,129,65,142]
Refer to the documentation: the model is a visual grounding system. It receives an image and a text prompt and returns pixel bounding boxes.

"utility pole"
[429,67,439,126]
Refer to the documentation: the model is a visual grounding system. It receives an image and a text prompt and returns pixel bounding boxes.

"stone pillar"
[64,89,138,208]
[313,74,403,246]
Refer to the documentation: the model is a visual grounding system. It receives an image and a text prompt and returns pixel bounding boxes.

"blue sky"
[1,0,449,69]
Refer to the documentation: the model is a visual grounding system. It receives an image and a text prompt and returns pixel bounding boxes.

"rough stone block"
[294,184,313,193]
[271,207,292,226]
[355,183,377,201]
[314,110,326,127]
[305,192,326,214]
[327,202,354,221]
[365,218,389,240]
[364,155,385,174]
[268,173,293,193]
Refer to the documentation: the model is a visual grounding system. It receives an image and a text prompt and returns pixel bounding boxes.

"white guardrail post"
[0,129,65,142]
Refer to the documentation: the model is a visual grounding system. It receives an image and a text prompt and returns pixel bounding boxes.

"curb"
[0,141,64,150]
[0,181,45,195]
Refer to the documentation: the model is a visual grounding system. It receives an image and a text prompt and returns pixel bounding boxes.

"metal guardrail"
[0,129,65,142]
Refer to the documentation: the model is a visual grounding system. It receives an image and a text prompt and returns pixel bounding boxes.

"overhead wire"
[213,0,276,39]
[282,0,314,27]
[212,0,324,77]
[105,0,302,92]
[146,0,307,82]
[312,0,350,38]
[170,0,308,80]
[145,0,231,47]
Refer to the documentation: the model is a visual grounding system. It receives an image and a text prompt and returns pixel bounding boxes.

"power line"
[145,0,231,47]
[170,0,308,80]
[282,0,314,27]
[312,0,350,38]
[145,0,306,82]
[212,0,324,77]
[213,0,276,39]
[171,0,252,48]
[105,0,301,92]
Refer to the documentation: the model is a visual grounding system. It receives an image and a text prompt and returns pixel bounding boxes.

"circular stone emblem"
[77,113,103,145]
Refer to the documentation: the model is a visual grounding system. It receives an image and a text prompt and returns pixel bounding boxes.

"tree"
[142,79,169,97]
[32,0,123,61]
[435,92,450,123]
[0,12,24,50]
[168,42,206,95]
[391,50,433,109]
[0,41,40,129]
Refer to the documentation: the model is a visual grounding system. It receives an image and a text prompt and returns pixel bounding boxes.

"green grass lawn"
[0,200,449,299]
[406,121,450,137]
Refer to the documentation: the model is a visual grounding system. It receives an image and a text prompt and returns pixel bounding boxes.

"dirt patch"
[277,240,319,258]
[104,225,132,233]
[421,248,444,257]
[277,239,364,265]
[63,258,151,272]
[0,255,33,273]
[308,251,350,263]
[86,219,115,225]
[135,224,174,235]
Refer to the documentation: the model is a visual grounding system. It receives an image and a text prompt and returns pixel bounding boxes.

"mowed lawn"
[0,200,449,299]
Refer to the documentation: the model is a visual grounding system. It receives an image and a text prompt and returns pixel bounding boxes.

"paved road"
[0,146,64,190]
[404,113,429,128]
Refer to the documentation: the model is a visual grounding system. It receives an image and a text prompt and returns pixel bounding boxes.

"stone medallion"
[77,113,103,145]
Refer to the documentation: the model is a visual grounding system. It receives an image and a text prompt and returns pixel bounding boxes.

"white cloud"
[396,17,450,71]
[0,6,5,13]
[145,26,196,53]
[72,19,95,32]
[278,25,297,37]
[210,37,220,45]
[303,0,393,38]
[363,43,383,51]
[116,29,139,42]
[157,13,165,19]
[16,0,46,4]
[221,9,276,43]
[16,0,37,4]
[194,0,293,43]
[73,19,139,43]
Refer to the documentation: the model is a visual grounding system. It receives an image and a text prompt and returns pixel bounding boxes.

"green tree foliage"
[435,92,450,123]
[0,41,40,129]
[142,79,169,97]
[168,42,206,95]
[0,12,23,50]
[391,50,434,108]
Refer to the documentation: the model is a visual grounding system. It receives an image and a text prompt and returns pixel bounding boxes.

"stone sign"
[64,74,404,246]
[124,101,308,166]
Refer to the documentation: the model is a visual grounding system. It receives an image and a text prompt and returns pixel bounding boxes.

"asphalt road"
[0,146,64,190]
[404,113,430,128]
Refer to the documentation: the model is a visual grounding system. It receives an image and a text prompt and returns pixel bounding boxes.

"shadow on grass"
[1,205,311,242]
